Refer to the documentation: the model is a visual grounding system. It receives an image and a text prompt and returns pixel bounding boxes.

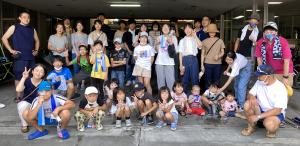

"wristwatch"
[283,76,289,79]
[257,114,261,119]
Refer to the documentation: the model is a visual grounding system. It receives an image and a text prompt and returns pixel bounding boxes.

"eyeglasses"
[162,27,169,30]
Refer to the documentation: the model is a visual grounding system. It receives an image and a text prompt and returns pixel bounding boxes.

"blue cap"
[133,82,145,91]
[254,64,275,76]
[38,81,52,92]
[140,31,148,37]
[113,38,122,44]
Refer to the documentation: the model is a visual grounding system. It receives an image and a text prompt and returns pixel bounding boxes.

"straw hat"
[206,24,219,33]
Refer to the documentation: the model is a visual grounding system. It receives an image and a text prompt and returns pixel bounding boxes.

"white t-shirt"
[133,35,154,48]
[155,35,178,65]
[249,79,288,116]
[229,53,249,77]
[160,99,178,114]
[88,33,108,46]
[110,97,132,114]
[203,89,225,100]
[30,94,67,118]
[178,37,194,56]
[134,44,155,71]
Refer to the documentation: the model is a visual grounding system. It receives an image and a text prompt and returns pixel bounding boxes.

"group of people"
[0,11,293,140]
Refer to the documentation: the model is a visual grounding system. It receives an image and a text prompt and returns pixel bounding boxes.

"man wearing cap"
[109,38,128,88]
[255,22,293,86]
[242,64,287,138]
[22,81,76,140]
[62,16,74,60]
[91,13,112,41]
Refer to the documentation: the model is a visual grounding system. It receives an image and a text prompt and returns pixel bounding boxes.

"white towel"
[240,24,259,57]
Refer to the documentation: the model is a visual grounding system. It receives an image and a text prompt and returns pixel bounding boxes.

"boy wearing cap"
[74,86,107,131]
[242,64,287,138]
[132,82,157,124]
[132,32,155,95]
[22,81,75,140]
[109,38,128,88]
[64,44,92,100]
[255,22,293,87]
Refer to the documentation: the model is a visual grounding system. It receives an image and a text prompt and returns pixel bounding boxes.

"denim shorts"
[226,110,237,117]
[258,106,285,123]
[165,112,178,124]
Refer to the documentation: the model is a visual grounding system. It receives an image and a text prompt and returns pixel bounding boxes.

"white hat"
[113,38,122,44]
[140,31,148,37]
[85,86,98,95]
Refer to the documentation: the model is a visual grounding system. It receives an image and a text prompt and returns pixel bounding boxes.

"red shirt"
[255,36,293,74]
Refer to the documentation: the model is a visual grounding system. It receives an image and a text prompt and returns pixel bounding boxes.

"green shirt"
[71,56,92,73]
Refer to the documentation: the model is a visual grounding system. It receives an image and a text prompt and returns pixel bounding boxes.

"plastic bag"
[285,84,293,97]
[87,118,95,128]
[157,108,164,117]
[212,103,217,115]
[142,116,147,124]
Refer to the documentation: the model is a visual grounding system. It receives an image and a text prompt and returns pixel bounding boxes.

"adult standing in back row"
[91,13,112,41]
[2,12,40,103]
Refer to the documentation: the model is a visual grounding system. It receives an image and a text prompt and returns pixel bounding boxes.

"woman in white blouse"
[217,51,252,111]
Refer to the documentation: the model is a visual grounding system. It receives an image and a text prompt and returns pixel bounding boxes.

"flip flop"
[14,97,21,103]
[241,124,257,136]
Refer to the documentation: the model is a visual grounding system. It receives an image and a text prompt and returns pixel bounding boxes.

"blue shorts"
[165,112,178,124]
[13,60,35,80]
[45,118,59,125]
[258,106,285,123]
[226,110,238,117]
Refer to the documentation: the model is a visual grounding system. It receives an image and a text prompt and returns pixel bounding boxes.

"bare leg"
[59,110,72,130]
[74,85,78,94]
[235,113,247,119]
[124,106,131,117]
[219,111,226,117]
[165,112,175,123]
[15,80,21,99]
[203,100,211,109]
[82,80,85,84]
[23,109,44,132]
[242,100,261,135]
[144,77,152,95]
[137,100,145,114]
[67,83,74,100]
[138,76,144,84]
[156,111,167,121]
[264,116,281,137]
[145,99,153,115]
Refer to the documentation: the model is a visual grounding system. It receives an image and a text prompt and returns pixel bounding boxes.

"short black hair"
[31,63,48,80]
[195,18,201,24]
[110,78,119,86]
[112,87,126,106]
[226,50,237,60]
[54,22,65,31]
[119,20,126,26]
[264,26,277,32]
[75,20,84,28]
[225,90,235,97]
[151,21,160,29]
[78,45,87,51]
[170,17,178,23]
[127,18,136,25]
[184,22,193,29]
[157,86,172,104]
[94,20,102,25]
[172,79,184,92]
[97,13,105,17]
[139,23,148,32]
[208,79,220,88]
[202,16,211,21]
[94,40,103,47]
[161,23,171,32]
[19,12,30,17]
[52,55,64,63]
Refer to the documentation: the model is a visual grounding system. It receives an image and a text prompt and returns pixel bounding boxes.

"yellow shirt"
[91,53,111,79]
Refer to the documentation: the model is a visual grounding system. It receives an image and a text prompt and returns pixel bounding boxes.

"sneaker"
[238,107,244,112]
[78,126,85,132]
[208,109,213,116]
[71,93,81,101]
[126,119,132,127]
[80,84,85,91]
[28,129,48,140]
[147,115,154,125]
[60,129,69,139]
[132,80,136,86]
[137,116,143,123]
[0,103,5,109]
[96,124,103,131]
[126,80,132,86]
[170,123,177,131]
[77,84,80,90]
[156,121,166,128]
[116,120,121,128]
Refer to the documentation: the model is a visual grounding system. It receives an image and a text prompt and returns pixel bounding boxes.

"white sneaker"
[239,107,244,112]
[80,84,85,91]
[78,127,85,132]
[77,84,80,90]
[132,80,136,86]
[125,80,132,86]
[0,103,5,109]
[97,124,103,131]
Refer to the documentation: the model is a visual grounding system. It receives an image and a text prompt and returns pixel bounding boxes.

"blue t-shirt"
[48,68,73,89]
[21,78,39,104]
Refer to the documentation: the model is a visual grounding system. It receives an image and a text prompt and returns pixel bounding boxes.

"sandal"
[241,124,257,136]
[21,126,29,133]
[279,121,286,128]
[14,97,21,103]
[266,131,276,138]
[177,109,186,116]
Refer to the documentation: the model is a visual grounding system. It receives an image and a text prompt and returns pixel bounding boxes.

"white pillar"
[264,0,268,24]
[220,14,224,40]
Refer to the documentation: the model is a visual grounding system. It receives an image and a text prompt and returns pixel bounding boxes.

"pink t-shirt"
[171,91,187,102]
[221,100,237,111]
[255,36,293,74]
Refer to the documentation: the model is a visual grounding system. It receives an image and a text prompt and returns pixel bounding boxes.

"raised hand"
[156,37,160,44]
[22,67,31,78]
[64,51,69,57]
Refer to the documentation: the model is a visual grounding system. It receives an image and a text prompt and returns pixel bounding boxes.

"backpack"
[77,55,92,66]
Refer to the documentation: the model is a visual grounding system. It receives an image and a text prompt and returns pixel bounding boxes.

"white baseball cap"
[140,31,148,37]
[85,86,98,95]
[113,38,122,44]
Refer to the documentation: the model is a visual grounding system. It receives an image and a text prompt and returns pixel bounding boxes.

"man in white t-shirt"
[241,64,287,138]
[23,81,76,140]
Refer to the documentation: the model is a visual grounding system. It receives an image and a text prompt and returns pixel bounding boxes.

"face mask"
[140,42,147,45]
[258,75,269,85]
[153,28,158,31]
[249,23,257,28]
[137,94,144,99]
[265,34,276,41]
[54,66,62,70]
[115,48,121,51]
[40,90,46,96]
[65,25,70,27]
[97,51,103,53]
[88,101,97,105]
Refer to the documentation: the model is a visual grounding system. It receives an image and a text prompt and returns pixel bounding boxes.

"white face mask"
[258,75,269,85]
[137,94,144,99]
[54,66,62,70]
[65,25,70,27]
[115,48,121,51]
[40,90,46,96]
[153,28,158,30]
[140,42,147,45]
[88,101,97,105]
[97,51,103,53]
